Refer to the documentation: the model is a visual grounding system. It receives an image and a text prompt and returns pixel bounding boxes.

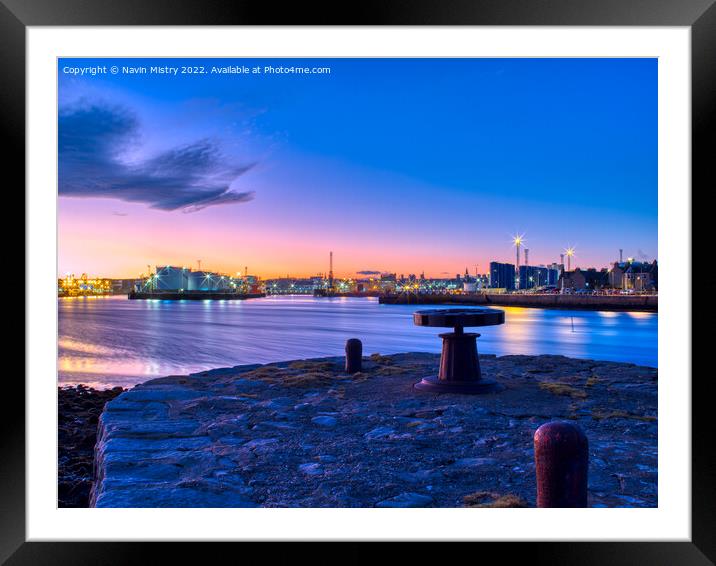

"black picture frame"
[5,0,714,562]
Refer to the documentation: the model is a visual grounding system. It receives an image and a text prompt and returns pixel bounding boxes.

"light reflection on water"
[58,295,657,388]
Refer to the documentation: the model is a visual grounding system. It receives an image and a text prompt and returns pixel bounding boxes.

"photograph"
[4,0,711,558]
[56,56,659,510]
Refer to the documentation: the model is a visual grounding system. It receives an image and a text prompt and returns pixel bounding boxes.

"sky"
[58,58,657,279]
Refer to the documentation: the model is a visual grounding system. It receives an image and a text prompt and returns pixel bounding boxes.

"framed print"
[5,0,715,562]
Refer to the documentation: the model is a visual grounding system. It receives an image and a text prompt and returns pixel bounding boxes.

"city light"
[60,242,657,299]
[58,273,112,297]
[565,246,576,271]
[512,233,525,290]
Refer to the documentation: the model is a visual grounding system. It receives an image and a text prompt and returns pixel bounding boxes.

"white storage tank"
[155,266,189,291]
[463,282,478,293]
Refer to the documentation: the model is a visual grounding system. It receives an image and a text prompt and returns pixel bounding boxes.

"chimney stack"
[328,251,334,290]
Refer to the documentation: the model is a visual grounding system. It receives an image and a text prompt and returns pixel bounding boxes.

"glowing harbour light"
[565,246,576,271]
[512,233,525,290]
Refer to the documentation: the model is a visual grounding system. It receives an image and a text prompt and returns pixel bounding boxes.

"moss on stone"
[463,491,528,508]
[244,365,283,377]
[585,375,600,387]
[375,365,409,376]
[591,410,656,422]
[241,364,339,387]
[282,371,337,387]
[349,371,375,384]
[368,353,393,364]
[288,360,337,371]
[538,381,587,399]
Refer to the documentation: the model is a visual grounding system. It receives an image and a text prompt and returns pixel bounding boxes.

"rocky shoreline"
[90,353,657,508]
[58,385,125,507]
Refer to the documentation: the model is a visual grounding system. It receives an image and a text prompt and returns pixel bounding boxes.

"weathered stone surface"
[298,463,324,476]
[376,492,434,508]
[91,353,657,508]
[311,415,338,428]
[364,426,396,440]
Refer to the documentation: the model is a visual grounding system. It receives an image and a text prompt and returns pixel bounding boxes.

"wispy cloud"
[59,103,255,212]
[356,270,381,275]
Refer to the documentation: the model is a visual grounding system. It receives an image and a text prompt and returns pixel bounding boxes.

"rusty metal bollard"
[534,421,588,507]
[345,339,362,374]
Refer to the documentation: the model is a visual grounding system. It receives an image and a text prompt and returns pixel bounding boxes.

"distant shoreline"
[58,292,657,312]
[377,293,657,312]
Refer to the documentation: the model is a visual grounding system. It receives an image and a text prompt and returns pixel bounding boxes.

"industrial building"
[518,265,560,290]
[149,266,233,292]
[489,261,516,291]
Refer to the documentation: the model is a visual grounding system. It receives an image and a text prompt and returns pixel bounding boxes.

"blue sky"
[58,58,657,277]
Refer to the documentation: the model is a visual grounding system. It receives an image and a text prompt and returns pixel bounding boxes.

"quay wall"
[378,293,657,312]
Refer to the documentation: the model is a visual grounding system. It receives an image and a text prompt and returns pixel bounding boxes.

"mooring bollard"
[534,421,588,507]
[412,308,504,394]
[345,338,362,374]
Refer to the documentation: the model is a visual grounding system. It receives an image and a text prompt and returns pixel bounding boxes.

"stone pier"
[90,353,657,508]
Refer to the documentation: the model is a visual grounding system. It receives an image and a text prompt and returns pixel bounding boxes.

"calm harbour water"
[58,295,657,388]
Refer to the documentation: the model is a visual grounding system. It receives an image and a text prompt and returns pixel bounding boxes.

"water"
[58,295,657,388]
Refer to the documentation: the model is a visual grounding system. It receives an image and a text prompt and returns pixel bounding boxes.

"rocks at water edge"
[58,385,125,507]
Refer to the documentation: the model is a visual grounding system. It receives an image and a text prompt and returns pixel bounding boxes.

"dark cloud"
[59,103,255,212]
[356,270,381,275]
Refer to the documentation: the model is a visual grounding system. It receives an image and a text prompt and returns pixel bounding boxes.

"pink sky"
[59,193,619,280]
[57,58,657,278]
